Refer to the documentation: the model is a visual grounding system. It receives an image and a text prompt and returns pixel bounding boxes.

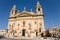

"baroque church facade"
[6,1,45,38]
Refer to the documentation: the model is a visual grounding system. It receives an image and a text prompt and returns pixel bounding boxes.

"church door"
[22,29,25,36]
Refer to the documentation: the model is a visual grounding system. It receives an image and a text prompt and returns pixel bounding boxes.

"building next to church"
[47,26,60,37]
[6,1,45,38]
[0,30,6,36]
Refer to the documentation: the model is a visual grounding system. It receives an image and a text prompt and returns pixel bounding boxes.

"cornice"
[8,13,44,19]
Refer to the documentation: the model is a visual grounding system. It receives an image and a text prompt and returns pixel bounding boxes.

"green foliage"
[41,32,44,37]
[45,30,52,37]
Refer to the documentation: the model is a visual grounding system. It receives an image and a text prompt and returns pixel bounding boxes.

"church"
[6,1,45,38]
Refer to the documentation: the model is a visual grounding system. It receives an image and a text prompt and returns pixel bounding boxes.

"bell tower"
[9,4,16,17]
[36,1,43,14]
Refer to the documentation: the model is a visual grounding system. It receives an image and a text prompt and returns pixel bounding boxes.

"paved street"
[0,37,60,40]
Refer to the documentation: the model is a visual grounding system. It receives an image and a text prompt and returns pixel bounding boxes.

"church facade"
[6,2,45,38]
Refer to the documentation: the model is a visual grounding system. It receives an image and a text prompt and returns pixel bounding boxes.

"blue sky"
[0,0,60,30]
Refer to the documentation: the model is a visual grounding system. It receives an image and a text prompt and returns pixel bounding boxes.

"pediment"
[17,12,34,17]
[16,12,43,17]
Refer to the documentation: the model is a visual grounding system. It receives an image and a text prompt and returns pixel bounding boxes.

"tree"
[41,32,44,37]
[45,30,52,37]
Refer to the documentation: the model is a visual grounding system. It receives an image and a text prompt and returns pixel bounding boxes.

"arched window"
[12,11,13,14]
[40,23,42,26]
[14,23,15,25]
[23,21,25,27]
[29,23,31,30]
[12,25,13,27]
[38,8,40,11]
[39,28,41,32]
[35,21,36,24]
[29,23,31,27]
[18,24,20,26]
